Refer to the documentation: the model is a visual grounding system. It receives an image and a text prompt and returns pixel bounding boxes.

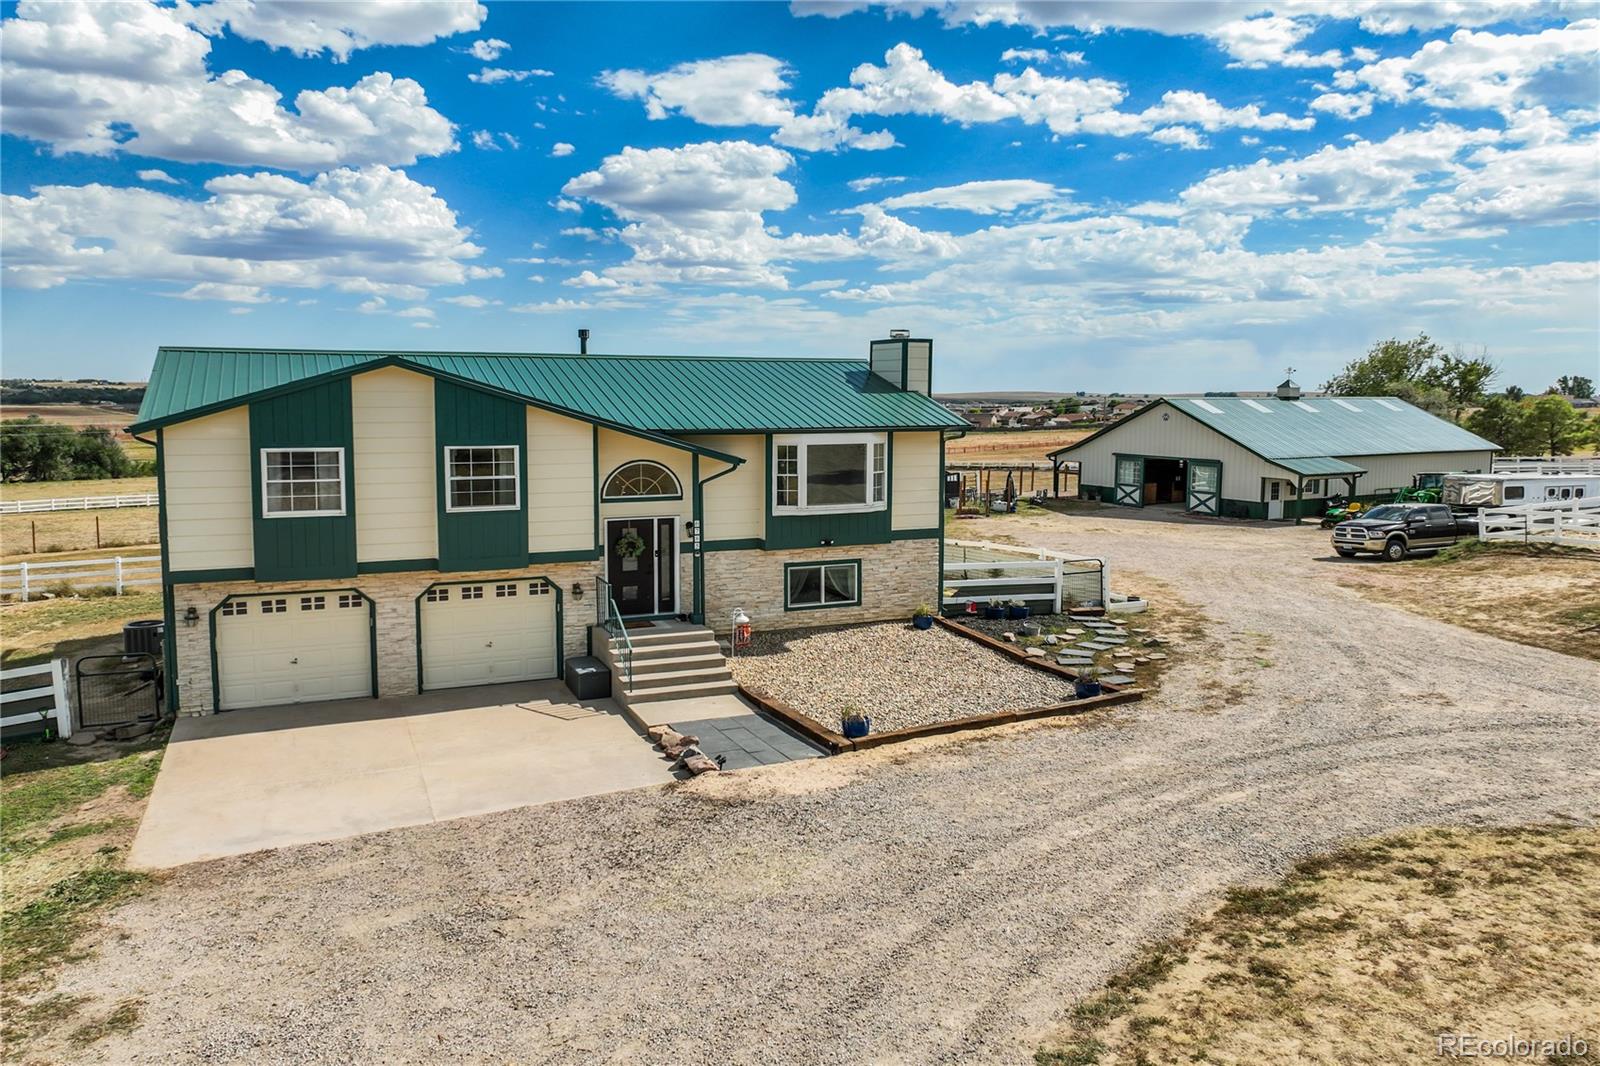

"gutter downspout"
[942,429,966,611]
[692,455,743,626]
[132,430,177,714]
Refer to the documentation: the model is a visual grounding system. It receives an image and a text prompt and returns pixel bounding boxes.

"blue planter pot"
[983,606,1006,620]
[841,716,872,739]
[912,614,934,630]
[1008,605,1030,620]
[1074,678,1102,699]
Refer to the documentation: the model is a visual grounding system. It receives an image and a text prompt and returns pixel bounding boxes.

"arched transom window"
[603,461,682,500]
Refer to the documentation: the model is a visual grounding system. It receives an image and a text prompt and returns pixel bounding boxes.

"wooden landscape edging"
[737,682,1143,755]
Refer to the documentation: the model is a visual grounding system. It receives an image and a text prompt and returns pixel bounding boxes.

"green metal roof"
[1272,455,1367,476]
[1051,395,1498,462]
[131,347,968,436]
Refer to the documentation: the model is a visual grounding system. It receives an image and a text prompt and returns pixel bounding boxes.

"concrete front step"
[628,652,730,677]
[625,638,722,662]
[629,663,735,689]
[621,625,716,645]
[623,678,740,703]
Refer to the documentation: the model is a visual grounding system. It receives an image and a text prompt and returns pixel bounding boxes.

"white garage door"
[420,579,558,690]
[216,592,372,711]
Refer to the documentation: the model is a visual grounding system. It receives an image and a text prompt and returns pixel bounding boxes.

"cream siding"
[163,406,253,572]
[682,434,763,542]
[1067,405,1277,501]
[870,341,902,388]
[527,408,596,553]
[891,431,940,530]
[904,341,931,395]
[597,429,693,527]
[352,367,437,563]
[1332,451,1496,495]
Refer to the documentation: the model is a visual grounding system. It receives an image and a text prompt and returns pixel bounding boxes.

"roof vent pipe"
[578,328,590,355]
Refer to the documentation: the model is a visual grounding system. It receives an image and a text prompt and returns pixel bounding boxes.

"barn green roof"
[1050,395,1499,465]
[130,347,967,436]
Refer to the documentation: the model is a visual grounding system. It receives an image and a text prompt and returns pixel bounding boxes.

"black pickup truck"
[1331,503,1479,561]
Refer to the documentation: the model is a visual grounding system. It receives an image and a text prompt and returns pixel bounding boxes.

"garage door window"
[425,587,449,603]
[221,600,247,617]
[445,446,520,512]
[262,449,346,517]
[338,593,362,609]
[260,599,286,614]
[495,583,517,597]
[300,596,326,611]
[461,585,483,600]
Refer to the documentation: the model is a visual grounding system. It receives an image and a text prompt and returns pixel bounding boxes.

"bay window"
[771,433,888,514]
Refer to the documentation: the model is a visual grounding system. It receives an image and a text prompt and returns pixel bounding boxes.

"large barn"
[1048,383,1500,521]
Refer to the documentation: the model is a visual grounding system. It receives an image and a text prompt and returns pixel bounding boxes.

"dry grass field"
[1037,825,1600,1066]
[0,480,159,561]
[1336,543,1600,663]
[948,427,1096,462]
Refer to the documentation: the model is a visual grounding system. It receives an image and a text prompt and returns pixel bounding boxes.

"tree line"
[0,382,145,406]
[0,417,152,482]
[1321,335,1598,456]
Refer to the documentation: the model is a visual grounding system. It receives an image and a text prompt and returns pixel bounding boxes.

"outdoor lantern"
[731,607,752,656]
[571,581,584,601]
[183,606,199,627]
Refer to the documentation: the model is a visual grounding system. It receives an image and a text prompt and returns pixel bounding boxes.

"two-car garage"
[211,578,561,712]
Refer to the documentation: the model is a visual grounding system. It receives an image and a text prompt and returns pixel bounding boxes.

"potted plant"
[983,597,1006,620]
[1074,670,1102,699]
[840,705,871,739]
[1007,598,1030,620]
[912,603,935,630]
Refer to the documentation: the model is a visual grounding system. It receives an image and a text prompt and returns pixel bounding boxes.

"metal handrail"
[595,577,633,689]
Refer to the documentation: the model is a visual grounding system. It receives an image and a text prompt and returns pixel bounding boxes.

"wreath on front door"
[614,528,647,559]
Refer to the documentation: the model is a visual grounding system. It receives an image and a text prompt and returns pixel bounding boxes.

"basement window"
[445,446,520,512]
[261,448,345,517]
[785,560,861,610]
[772,433,888,515]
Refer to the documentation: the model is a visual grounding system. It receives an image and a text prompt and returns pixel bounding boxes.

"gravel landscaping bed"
[729,621,1078,733]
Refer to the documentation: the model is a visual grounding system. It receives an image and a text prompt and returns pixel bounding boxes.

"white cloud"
[440,294,494,307]
[471,130,499,150]
[1386,131,1600,239]
[0,0,456,170]
[601,54,798,126]
[1150,126,1207,149]
[137,169,180,184]
[1310,91,1376,119]
[180,0,484,60]
[847,175,906,191]
[1001,48,1050,64]
[880,179,1062,214]
[395,306,435,319]
[550,142,575,157]
[228,305,253,315]
[1332,19,1600,116]
[1209,14,1343,69]
[174,281,271,302]
[561,226,604,241]
[465,37,508,61]
[2,165,490,299]
[469,67,555,84]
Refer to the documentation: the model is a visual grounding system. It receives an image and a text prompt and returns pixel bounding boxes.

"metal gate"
[75,654,161,729]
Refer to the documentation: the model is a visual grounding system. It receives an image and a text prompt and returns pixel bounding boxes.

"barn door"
[1114,455,1144,507]
[1186,460,1221,515]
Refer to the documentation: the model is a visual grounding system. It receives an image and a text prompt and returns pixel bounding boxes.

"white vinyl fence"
[0,492,159,514]
[1491,457,1600,476]
[943,539,1108,613]
[0,659,73,738]
[1477,498,1600,548]
[0,555,161,600]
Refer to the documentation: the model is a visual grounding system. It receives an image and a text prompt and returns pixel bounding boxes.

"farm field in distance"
[946,427,1094,462]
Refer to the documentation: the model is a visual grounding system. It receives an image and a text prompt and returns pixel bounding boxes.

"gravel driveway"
[61,511,1600,1065]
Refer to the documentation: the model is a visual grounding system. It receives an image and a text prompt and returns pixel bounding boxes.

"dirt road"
[58,511,1599,1065]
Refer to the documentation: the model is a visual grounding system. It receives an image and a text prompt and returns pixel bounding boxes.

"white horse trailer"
[1443,472,1600,508]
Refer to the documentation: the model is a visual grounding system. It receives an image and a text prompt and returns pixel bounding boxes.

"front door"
[606,519,656,616]
[1114,455,1144,507]
[1186,460,1220,516]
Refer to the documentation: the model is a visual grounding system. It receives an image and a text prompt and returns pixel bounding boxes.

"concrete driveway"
[129,681,675,868]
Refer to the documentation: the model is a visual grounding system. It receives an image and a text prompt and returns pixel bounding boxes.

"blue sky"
[2,0,1596,393]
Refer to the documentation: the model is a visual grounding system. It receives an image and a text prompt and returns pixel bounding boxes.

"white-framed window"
[337,593,362,609]
[785,560,861,610]
[425,587,449,603]
[261,448,345,517]
[771,433,889,515]
[528,581,551,596]
[260,598,287,614]
[221,600,248,617]
[300,596,326,611]
[445,446,520,512]
[461,585,483,600]
[494,583,517,597]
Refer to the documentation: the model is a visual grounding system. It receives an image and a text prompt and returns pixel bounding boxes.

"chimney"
[578,328,590,355]
[868,331,932,395]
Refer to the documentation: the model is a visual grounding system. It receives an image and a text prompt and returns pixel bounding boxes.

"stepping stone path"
[1146,652,1168,661]
[1057,655,1094,665]
[1062,628,1084,636]
[1080,642,1114,651]
[1102,674,1136,685]
[1099,637,1128,645]
[1044,635,1059,645]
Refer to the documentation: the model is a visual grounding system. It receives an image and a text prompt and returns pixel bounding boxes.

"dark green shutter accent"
[435,379,529,571]
[249,377,357,581]
[937,432,947,611]
[691,453,704,623]
[766,510,891,549]
[155,428,179,713]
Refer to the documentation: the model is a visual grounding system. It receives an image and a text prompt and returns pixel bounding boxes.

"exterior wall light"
[571,581,584,601]
[184,606,199,627]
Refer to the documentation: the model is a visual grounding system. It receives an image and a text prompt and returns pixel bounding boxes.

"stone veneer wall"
[170,562,606,715]
[701,539,939,633]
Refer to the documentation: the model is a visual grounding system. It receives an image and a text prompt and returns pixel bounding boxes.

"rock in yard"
[1025,647,1047,659]
[1002,632,1017,642]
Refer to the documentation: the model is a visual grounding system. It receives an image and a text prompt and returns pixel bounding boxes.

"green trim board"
[208,586,378,712]
[413,576,565,693]
[357,558,438,574]
[702,538,765,552]
[169,567,256,584]
[153,428,178,713]
[434,379,529,571]
[528,549,601,564]
[782,558,863,612]
[248,376,358,581]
